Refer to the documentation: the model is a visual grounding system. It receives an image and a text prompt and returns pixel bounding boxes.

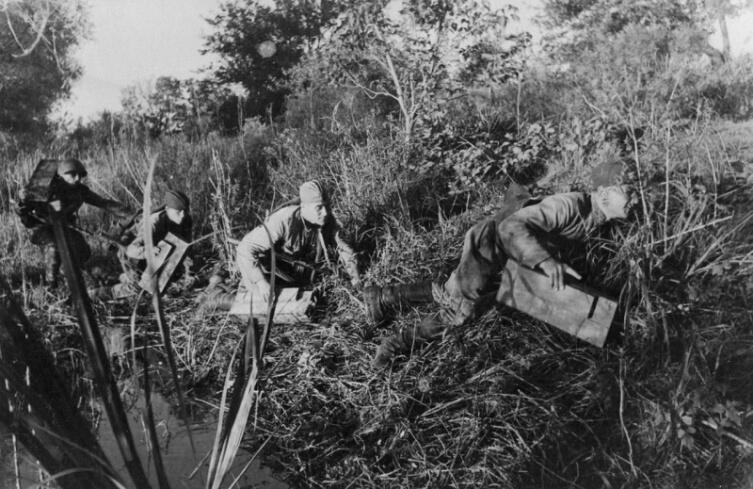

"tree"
[0,0,88,143]
[316,0,528,146]
[204,0,345,119]
[120,76,243,139]
[540,0,751,64]
[702,0,753,60]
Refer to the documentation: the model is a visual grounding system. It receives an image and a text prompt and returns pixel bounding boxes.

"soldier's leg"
[29,227,58,287]
[89,257,141,300]
[195,252,251,310]
[363,281,435,324]
[373,220,502,367]
[67,230,91,265]
[43,244,61,288]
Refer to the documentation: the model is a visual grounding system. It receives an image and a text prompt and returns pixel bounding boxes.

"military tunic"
[236,205,359,290]
[107,209,193,298]
[124,209,193,260]
[436,192,607,326]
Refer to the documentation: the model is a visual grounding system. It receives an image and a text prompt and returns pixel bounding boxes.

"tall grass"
[2,57,753,489]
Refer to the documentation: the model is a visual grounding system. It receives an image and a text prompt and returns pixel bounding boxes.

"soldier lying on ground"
[17,159,132,288]
[365,161,639,368]
[90,189,193,299]
[200,180,360,310]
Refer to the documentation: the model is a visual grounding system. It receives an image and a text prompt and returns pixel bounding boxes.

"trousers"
[30,226,91,284]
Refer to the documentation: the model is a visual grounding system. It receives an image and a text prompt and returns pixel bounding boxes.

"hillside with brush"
[2,1,753,488]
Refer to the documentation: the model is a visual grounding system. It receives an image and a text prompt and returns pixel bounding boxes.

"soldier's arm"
[333,231,360,286]
[81,186,131,218]
[237,211,287,285]
[497,193,582,268]
[323,217,360,285]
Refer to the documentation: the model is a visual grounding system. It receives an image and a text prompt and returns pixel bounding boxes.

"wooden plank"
[229,287,313,324]
[496,260,617,347]
[23,159,59,203]
[138,233,189,294]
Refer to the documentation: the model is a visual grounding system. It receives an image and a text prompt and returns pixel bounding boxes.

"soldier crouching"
[200,180,361,314]
[17,159,131,289]
[366,161,639,367]
[92,189,193,300]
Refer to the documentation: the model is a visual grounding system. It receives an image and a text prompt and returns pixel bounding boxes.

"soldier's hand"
[538,257,581,291]
[49,200,62,212]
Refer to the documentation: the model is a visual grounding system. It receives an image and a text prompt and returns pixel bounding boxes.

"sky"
[59,0,752,121]
[59,0,224,120]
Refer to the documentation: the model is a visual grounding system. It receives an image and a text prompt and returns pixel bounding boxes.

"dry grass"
[1,110,752,489]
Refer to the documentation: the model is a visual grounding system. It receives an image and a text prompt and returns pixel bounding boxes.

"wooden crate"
[23,159,59,203]
[496,260,617,347]
[138,233,189,294]
[229,287,313,325]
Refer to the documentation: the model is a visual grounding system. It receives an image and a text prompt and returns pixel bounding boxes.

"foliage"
[204,0,345,118]
[2,1,753,488]
[119,76,245,139]
[517,22,753,131]
[542,0,702,37]
[315,0,529,145]
[0,0,88,146]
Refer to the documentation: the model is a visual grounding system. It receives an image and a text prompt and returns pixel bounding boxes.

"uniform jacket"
[497,192,606,268]
[237,205,358,285]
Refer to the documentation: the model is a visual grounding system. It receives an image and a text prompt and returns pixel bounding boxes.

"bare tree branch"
[3,0,52,58]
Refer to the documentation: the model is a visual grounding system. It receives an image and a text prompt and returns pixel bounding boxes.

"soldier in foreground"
[201,180,360,310]
[17,159,132,288]
[93,189,193,299]
[366,161,638,367]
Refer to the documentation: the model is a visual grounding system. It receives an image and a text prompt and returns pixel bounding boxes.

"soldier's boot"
[196,278,236,311]
[372,317,446,368]
[363,282,435,324]
[89,273,139,301]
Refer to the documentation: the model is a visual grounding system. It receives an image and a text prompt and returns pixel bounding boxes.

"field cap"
[165,189,190,211]
[591,159,625,188]
[57,159,87,178]
[299,180,328,205]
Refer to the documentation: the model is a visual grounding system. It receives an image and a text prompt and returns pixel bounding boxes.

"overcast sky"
[58,0,751,121]
[59,0,223,120]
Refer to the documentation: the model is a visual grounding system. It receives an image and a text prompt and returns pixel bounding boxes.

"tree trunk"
[718,13,730,61]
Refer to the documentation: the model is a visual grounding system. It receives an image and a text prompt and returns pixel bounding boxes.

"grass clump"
[212,118,753,489]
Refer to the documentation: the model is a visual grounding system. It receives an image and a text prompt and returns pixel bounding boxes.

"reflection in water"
[0,387,288,489]
[96,388,288,489]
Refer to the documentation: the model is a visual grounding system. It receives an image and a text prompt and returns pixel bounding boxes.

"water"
[1,388,288,489]
[96,388,289,489]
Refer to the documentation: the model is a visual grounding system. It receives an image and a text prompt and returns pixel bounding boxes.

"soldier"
[96,189,193,299]
[236,180,360,299]
[366,161,638,367]
[201,180,360,310]
[18,159,131,288]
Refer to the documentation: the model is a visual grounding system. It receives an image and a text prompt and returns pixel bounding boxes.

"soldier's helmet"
[592,159,640,217]
[56,159,87,178]
[591,159,626,188]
